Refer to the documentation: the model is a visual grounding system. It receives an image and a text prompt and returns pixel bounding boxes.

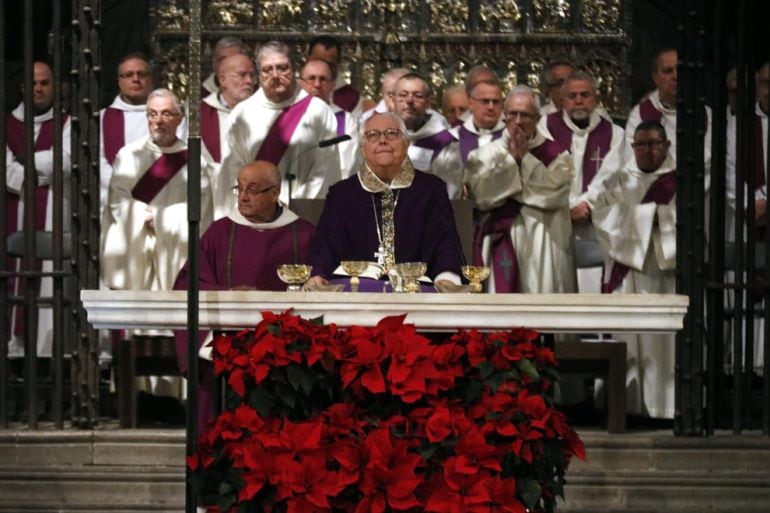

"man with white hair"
[465,85,575,293]
[216,41,339,217]
[202,37,249,96]
[101,88,213,294]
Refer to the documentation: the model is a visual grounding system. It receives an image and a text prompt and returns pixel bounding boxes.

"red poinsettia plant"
[188,310,585,513]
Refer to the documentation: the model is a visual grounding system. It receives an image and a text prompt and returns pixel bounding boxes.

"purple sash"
[255,94,314,165]
[102,107,125,166]
[200,101,221,163]
[638,97,663,123]
[335,110,346,137]
[412,129,456,164]
[602,171,677,293]
[131,150,188,204]
[473,199,521,293]
[458,126,503,166]
[332,84,361,113]
[547,113,613,191]
[529,138,563,167]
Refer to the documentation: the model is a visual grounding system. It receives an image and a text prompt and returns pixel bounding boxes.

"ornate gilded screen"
[150,0,630,117]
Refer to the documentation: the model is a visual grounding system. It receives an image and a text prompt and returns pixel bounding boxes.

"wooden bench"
[555,340,627,433]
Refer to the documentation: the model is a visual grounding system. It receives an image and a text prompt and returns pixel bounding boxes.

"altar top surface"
[81,290,689,333]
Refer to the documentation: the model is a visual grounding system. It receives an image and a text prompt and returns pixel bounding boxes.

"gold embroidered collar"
[357,158,415,193]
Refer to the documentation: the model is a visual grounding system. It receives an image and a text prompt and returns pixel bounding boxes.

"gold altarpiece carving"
[150,0,630,117]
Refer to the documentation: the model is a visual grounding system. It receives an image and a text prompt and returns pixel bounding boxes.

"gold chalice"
[461,265,490,293]
[340,260,369,292]
[395,262,427,293]
[277,264,312,291]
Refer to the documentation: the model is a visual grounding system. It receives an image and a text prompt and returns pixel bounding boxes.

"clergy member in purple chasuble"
[214,40,339,218]
[465,85,575,294]
[392,73,461,197]
[305,112,463,291]
[536,71,626,293]
[5,61,72,358]
[299,58,362,181]
[173,160,314,429]
[592,121,677,419]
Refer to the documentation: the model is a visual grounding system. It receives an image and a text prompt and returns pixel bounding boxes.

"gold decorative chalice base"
[395,262,427,293]
[340,260,369,292]
[461,265,490,293]
[277,264,312,291]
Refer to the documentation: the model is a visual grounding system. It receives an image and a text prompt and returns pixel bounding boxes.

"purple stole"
[5,113,66,335]
[458,126,504,166]
[335,110,346,136]
[200,101,222,163]
[332,84,360,113]
[546,113,613,191]
[529,138,563,167]
[255,95,314,165]
[473,200,521,293]
[412,129,456,169]
[102,107,125,166]
[131,150,188,204]
[601,171,677,293]
[638,97,662,123]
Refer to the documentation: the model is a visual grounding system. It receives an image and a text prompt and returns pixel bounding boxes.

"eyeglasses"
[364,128,403,143]
[231,185,277,197]
[632,140,667,149]
[147,110,180,121]
[471,96,503,106]
[506,110,535,121]
[119,70,152,79]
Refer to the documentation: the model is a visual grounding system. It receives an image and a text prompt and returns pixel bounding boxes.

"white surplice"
[465,131,575,294]
[592,156,677,418]
[215,87,339,218]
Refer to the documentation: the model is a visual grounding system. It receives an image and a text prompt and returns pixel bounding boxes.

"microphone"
[318,134,352,147]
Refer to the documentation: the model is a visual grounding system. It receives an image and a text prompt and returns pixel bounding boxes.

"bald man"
[173,159,314,428]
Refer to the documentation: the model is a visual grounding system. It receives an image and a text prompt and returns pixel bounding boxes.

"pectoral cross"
[590,147,604,172]
[375,245,386,266]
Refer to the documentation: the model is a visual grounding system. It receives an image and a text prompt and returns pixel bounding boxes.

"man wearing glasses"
[101,88,213,296]
[539,60,575,116]
[99,53,155,210]
[215,41,339,218]
[591,120,677,420]
[306,112,463,289]
[465,85,574,294]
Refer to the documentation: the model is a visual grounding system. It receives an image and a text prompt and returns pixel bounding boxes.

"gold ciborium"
[340,260,369,292]
[395,262,427,293]
[461,265,490,293]
[277,264,312,291]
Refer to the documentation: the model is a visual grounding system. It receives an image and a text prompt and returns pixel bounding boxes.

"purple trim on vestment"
[200,101,221,163]
[255,94,314,165]
[547,113,613,191]
[639,97,662,123]
[602,171,677,293]
[473,199,521,293]
[335,110,346,137]
[529,138,563,167]
[412,129,456,162]
[102,107,125,166]
[458,126,504,166]
[130,149,188,204]
[332,84,360,113]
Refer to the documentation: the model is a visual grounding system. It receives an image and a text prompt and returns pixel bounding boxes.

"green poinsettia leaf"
[517,358,540,380]
[477,361,495,379]
[266,323,281,336]
[309,315,325,325]
[518,478,542,509]
[286,339,311,353]
[250,387,274,418]
[417,444,438,460]
[463,379,484,404]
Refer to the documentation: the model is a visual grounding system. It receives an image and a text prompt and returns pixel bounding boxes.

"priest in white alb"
[465,85,575,294]
[592,120,677,419]
[215,41,339,217]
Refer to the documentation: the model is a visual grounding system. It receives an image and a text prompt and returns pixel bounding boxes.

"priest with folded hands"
[305,112,463,290]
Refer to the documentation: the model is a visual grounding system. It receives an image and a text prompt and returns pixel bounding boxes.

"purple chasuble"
[335,110,346,136]
[102,107,125,166]
[458,126,504,166]
[332,84,361,113]
[602,171,677,293]
[473,199,521,293]
[200,101,221,162]
[255,94,314,165]
[309,171,464,280]
[130,150,188,204]
[546,112,613,191]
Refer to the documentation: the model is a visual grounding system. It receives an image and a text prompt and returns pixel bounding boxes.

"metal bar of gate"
[186,0,202,510]
[0,0,8,429]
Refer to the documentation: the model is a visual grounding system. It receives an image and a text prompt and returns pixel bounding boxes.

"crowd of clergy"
[7,34,768,421]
